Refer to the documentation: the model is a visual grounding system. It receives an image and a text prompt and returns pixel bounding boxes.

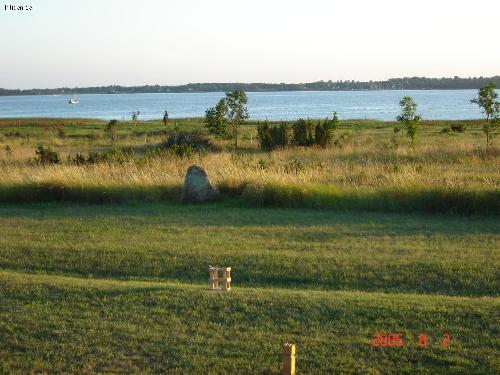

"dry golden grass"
[1,142,498,191]
[0,119,498,212]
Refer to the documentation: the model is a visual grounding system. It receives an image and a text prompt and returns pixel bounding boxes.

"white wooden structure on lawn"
[209,266,231,291]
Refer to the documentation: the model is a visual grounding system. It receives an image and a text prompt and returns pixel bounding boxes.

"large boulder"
[181,165,219,203]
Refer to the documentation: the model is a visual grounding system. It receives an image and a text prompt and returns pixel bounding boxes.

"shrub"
[441,127,451,134]
[35,145,60,165]
[6,131,23,138]
[256,121,273,151]
[292,119,314,146]
[314,112,339,148]
[70,153,87,165]
[69,148,134,165]
[106,119,119,142]
[272,122,290,148]
[450,124,466,133]
[162,131,213,154]
[256,121,290,151]
[168,144,195,158]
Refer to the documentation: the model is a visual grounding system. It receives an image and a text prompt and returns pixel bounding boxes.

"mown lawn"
[0,202,498,295]
[0,202,499,373]
[0,271,498,374]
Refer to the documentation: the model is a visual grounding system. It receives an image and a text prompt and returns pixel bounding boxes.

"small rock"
[181,165,219,203]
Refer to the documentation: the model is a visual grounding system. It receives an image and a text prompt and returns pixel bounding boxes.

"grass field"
[0,117,499,373]
[0,118,498,214]
[0,203,499,374]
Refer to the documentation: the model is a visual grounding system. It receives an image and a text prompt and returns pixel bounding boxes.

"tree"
[224,90,249,148]
[470,81,499,148]
[131,110,140,123]
[205,99,228,136]
[256,121,290,151]
[314,112,339,148]
[163,110,169,127]
[396,96,421,146]
[256,120,273,151]
[106,119,118,143]
[292,119,314,146]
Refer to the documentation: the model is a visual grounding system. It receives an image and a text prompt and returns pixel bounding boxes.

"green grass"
[0,202,499,373]
[0,117,498,373]
[0,183,498,215]
[0,203,498,296]
[242,183,500,215]
[1,270,498,374]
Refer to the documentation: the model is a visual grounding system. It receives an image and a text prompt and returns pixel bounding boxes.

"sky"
[1,0,499,89]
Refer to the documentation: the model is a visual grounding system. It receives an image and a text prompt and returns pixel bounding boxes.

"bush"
[451,124,466,133]
[34,145,60,165]
[257,115,339,150]
[314,112,339,148]
[256,121,290,151]
[441,127,451,134]
[292,119,315,146]
[161,131,214,156]
[168,144,195,158]
[70,153,87,165]
[256,122,272,151]
[68,148,134,165]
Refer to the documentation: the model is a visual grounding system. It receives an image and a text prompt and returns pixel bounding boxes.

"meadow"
[0,117,499,373]
[0,118,498,213]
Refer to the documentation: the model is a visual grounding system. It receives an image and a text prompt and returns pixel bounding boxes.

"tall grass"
[0,118,498,213]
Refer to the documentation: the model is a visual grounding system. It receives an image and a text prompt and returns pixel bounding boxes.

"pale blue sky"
[1,0,499,89]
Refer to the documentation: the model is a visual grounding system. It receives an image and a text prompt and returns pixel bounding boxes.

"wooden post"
[282,343,296,375]
[223,268,231,290]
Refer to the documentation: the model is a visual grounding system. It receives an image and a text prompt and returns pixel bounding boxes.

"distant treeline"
[1,76,499,96]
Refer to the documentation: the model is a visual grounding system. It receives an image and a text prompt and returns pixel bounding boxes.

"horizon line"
[2,75,499,92]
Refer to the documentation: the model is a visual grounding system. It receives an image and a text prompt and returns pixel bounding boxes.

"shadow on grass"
[0,181,499,216]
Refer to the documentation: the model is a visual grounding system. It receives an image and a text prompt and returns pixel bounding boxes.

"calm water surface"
[0,90,489,121]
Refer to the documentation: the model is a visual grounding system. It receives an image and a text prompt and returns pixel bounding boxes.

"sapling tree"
[396,96,421,146]
[131,110,140,123]
[205,99,228,136]
[224,90,249,148]
[470,81,499,148]
[106,119,118,143]
[163,110,169,127]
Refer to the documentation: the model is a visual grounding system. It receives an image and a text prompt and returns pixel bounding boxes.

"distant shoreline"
[1,76,499,96]
[0,88,496,99]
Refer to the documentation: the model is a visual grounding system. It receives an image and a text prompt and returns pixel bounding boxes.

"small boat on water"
[68,98,79,104]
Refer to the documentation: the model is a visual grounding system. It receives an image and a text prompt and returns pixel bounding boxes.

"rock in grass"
[181,165,219,203]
